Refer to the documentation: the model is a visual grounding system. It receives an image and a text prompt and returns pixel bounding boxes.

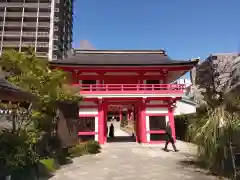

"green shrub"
[39,158,59,175]
[39,158,57,172]
[56,148,73,165]
[85,141,101,154]
[0,129,39,177]
[68,144,85,157]
[10,166,38,180]
[68,141,101,157]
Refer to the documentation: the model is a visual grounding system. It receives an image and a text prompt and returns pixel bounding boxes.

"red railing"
[72,84,186,94]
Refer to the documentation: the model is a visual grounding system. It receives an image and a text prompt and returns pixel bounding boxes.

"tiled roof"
[51,50,199,66]
[0,78,34,101]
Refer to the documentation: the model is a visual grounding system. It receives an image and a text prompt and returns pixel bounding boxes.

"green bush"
[0,129,39,177]
[85,140,101,154]
[39,158,59,177]
[40,158,57,172]
[68,141,101,157]
[10,166,38,180]
[68,144,86,157]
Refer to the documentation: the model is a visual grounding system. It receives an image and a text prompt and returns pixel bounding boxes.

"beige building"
[190,53,239,105]
[227,55,240,95]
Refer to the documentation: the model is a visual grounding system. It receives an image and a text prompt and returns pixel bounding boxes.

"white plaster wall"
[79,101,96,106]
[95,117,98,141]
[147,100,165,105]
[146,116,150,142]
[79,108,98,115]
[165,116,169,124]
[145,107,168,114]
[174,101,196,115]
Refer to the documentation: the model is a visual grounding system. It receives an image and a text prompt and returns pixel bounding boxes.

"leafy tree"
[188,55,240,179]
[0,49,81,158]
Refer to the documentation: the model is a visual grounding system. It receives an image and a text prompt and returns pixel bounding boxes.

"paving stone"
[50,141,224,180]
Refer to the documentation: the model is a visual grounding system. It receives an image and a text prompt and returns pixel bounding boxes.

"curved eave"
[179,97,197,106]
[0,79,36,102]
[50,60,199,67]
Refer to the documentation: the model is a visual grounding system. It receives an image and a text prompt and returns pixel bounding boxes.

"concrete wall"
[174,101,196,115]
[190,53,239,105]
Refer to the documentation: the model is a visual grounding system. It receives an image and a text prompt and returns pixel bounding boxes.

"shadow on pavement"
[107,136,136,143]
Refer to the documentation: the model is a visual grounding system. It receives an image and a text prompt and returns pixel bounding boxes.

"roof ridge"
[74,49,166,54]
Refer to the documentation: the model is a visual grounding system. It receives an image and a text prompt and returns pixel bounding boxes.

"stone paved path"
[50,141,222,180]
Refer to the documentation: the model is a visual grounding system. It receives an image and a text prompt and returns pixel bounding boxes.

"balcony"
[2,41,20,47]
[0,22,22,27]
[4,31,21,36]
[22,22,50,27]
[0,3,50,8]
[72,84,186,98]
[6,12,22,17]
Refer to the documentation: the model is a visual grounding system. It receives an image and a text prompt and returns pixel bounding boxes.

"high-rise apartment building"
[0,0,73,61]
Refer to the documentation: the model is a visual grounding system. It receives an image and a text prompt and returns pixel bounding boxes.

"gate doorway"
[106,106,136,143]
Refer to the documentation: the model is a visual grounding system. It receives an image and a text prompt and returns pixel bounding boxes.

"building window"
[82,80,96,84]
[146,80,160,84]
[77,117,95,132]
[214,72,220,77]
[212,63,218,69]
[81,80,97,90]
[149,116,166,130]
[212,56,218,60]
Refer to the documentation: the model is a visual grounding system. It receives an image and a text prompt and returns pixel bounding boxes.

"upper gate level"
[72,83,186,98]
[50,49,199,98]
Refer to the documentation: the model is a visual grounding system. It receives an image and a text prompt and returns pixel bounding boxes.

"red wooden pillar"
[127,109,132,121]
[98,100,107,144]
[119,109,122,122]
[168,107,176,141]
[134,107,139,142]
[71,70,79,84]
[104,104,108,143]
[138,101,146,143]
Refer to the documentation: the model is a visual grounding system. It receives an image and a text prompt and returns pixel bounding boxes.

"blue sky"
[73,0,240,61]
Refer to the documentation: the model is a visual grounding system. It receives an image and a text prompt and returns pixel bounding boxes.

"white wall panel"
[146,116,150,142]
[80,101,97,106]
[95,117,98,132]
[145,107,168,114]
[174,101,196,115]
[79,108,98,115]
[147,100,165,105]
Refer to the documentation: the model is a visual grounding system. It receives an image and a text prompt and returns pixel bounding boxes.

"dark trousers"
[164,136,177,151]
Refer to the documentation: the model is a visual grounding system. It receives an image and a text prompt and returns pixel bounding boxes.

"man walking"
[163,121,179,152]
